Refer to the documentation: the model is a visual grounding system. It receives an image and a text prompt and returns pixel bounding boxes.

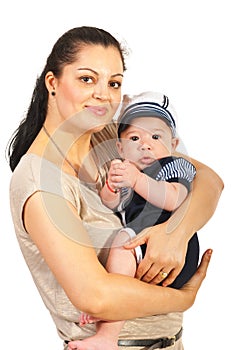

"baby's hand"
[120,160,141,188]
[107,159,126,188]
[108,159,141,189]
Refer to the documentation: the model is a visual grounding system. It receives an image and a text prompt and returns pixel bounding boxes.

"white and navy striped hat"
[117,91,177,138]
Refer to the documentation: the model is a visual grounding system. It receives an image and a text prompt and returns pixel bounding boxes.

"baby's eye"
[152,134,160,140]
[130,136,139,141]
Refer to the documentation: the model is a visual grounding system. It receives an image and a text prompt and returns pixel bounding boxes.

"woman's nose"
[93,82,110,101]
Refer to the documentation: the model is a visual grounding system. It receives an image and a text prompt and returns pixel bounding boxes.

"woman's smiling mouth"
[85,105,108,116]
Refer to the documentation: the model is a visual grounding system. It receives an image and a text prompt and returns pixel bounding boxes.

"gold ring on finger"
[160,271,168,279]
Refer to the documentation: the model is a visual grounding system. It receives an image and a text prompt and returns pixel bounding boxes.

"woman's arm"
[176,154,224,232]
[24,191,211,321]
[124,157,223,286]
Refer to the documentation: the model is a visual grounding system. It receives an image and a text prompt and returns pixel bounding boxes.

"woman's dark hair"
[7,26,127,171]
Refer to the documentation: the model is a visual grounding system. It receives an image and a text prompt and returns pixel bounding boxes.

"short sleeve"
[155,157,196,191]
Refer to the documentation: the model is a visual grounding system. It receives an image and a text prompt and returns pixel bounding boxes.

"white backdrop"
[1,0,232,349]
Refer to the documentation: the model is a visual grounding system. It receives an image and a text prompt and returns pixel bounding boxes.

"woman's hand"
[180,249,212,300]
[124,222,189,286]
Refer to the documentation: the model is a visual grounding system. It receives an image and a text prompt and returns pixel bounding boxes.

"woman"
[7,26,222,349]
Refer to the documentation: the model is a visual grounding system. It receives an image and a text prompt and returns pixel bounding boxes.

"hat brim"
[117,103,176,138]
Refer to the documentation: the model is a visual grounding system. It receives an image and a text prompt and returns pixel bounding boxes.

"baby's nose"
[140,141,151,150]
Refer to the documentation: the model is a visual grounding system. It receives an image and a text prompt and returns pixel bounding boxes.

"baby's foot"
[79,313,101,327]
[68,334,118,350]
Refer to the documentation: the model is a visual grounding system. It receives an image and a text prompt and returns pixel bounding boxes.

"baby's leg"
[69,230,137,350]
[106,228,138,275]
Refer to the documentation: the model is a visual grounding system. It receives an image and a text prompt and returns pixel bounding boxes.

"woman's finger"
[182,249,212,292]
[123,233,148,250]
[161,268,181,287]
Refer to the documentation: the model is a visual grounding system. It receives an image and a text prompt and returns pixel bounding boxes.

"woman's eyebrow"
[77,67,98,75]
[77,67,123,78]
[112,73,124,78]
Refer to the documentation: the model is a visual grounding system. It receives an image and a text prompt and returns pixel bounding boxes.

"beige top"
[9,153,182,343]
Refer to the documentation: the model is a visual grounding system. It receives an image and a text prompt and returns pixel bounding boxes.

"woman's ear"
[45,71,57,94]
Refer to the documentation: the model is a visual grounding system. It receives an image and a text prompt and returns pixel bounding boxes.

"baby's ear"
[172,137,179,151]
[116,140,124,157]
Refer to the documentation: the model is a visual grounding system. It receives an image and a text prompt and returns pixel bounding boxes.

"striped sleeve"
[155,157,196,189]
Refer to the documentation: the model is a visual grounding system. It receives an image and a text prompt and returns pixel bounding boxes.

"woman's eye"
[109,81,122,89]
[130,136,139,141]
[152,134,160,140]
[80,76,94,84]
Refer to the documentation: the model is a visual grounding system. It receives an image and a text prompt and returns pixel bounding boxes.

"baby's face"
[117,117,178,169]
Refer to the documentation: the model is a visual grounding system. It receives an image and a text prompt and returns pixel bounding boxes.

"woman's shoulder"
[10,154,79,203]
[10,154,41,191]
[11,153,58,187]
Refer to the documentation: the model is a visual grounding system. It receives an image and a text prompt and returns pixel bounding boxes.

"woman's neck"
[29,123,95,178]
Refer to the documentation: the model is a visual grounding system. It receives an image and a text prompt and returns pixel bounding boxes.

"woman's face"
[47,44,124,133]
